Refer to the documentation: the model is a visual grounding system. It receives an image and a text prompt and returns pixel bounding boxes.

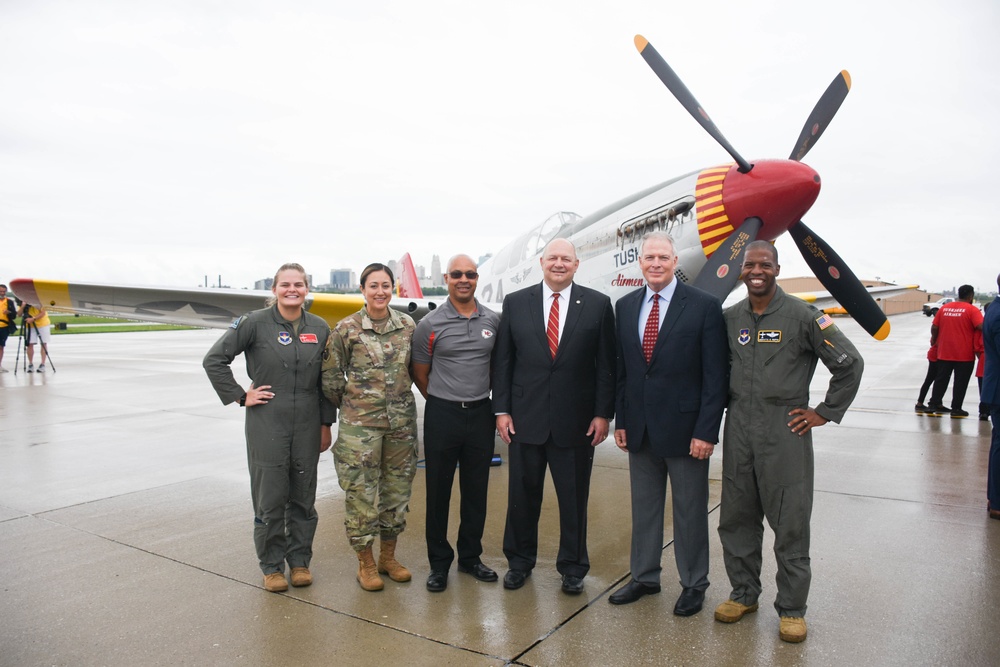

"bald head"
[446,254,477,273]
[445,253,479,306]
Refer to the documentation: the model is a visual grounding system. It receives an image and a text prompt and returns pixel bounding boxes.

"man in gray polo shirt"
[412,254,501,592]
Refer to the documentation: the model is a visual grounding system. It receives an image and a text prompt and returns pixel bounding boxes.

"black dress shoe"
[426,571,448,592]
[608,579,661,605]
[503,569,531,590]
[458,562,498,582]
[673,587,705,616]
[561,574,585,595]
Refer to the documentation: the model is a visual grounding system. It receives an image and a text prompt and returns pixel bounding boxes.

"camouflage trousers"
[333,422,418,551]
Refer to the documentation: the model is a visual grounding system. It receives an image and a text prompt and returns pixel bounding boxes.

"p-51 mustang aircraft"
[11,35,904,340]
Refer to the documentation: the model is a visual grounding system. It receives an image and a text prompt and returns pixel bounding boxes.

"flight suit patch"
[757,330,781,343]
[738,328,751,346]
[299,333,318,343]
[816,314,835,330]
[278,331,292,345]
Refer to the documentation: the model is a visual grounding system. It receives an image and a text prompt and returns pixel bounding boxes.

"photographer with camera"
[18,301,52,373]
[0,284,17,373]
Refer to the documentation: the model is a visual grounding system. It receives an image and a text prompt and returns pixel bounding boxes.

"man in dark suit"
[608,231,728,616]
[493,237,616,595]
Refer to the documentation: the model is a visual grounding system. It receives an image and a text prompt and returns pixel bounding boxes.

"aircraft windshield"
[499,211,582,272]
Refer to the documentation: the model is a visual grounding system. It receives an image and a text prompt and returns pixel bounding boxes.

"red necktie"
[642,294,659,363]
[547,293,560,359]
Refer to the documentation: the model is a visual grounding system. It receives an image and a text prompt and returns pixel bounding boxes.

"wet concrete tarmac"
[1,312,997,666]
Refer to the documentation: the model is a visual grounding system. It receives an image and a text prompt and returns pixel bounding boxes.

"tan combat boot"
[377,538,412,582]
[289,567,312,587]
[779,616,807,643]
[356,545,384,591]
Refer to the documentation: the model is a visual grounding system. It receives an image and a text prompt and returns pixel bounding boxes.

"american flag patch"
[816,314,834,330]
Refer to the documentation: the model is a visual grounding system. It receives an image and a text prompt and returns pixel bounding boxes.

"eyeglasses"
[448,270,479,279]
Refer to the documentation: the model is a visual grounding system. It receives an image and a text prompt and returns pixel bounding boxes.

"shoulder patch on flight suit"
[758,330,781,343]
[816,314,835,330]
[230,315,244,329]
[823,339,850,364]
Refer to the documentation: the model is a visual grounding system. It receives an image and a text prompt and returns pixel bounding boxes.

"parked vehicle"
[923,297,954,317]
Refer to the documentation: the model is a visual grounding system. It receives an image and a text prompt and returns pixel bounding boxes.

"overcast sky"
[2,0,998,294]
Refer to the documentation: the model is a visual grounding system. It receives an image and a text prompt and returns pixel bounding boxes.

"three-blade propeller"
[635,35,889,339]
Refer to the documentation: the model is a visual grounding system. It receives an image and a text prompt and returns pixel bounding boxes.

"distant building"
[431,255,443,286]
[329,268,356,291]
[416,265,426,279]
[777,277,936,316]
[387,259,399,277]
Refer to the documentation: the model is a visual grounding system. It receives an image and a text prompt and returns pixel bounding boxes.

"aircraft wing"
[8,278,448,329]
[790,284,920,312]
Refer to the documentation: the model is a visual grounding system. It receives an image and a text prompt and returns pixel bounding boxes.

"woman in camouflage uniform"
[322,263,418,591]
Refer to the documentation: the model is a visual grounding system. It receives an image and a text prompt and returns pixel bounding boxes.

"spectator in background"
[0,284,17,373]
[981,275,1000,519]
[978,301,990,421]
[18,302,51,373]
[914,343,938,414]
[928,284,983,418]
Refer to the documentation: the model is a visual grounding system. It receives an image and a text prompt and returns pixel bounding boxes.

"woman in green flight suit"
[204,263,336,593]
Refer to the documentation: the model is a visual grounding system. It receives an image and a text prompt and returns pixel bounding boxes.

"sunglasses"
[448,270,479,279]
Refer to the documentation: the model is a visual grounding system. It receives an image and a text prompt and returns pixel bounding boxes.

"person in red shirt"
[914,344,939,413]
[928,284,984,417]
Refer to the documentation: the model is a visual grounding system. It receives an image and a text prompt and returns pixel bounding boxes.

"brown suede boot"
[377,538,412,582]
[356,545,384,591]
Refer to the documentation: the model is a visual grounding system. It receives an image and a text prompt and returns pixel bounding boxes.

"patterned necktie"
[643,294,659,363]
[547,293,560,359]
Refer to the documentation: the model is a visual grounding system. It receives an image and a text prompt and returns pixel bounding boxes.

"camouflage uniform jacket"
[322,307,417,429]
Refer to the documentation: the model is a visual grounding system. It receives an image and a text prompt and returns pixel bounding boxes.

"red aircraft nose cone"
[720,159,821,241]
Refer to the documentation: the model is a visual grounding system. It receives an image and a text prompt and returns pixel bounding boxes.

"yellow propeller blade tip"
[841,70,852,90]
[634,35,648,52]
[873,320,890,341]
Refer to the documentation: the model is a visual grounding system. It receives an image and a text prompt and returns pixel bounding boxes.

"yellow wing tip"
[634,35,648,52]
[873,319,890,341]
[841,70,852,90]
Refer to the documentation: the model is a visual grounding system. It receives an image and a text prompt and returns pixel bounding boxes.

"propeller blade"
[692,217,762,301]
[634,35,753,174]
[788,220,890,340]
[789,70,851,162]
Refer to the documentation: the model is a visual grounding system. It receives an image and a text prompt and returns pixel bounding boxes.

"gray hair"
[640,231,676,255]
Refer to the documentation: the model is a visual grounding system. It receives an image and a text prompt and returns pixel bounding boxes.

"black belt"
[429,396,490,409]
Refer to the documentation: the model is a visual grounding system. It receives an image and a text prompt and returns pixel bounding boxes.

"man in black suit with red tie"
[493,237,616,595]
[608,231,728,616]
